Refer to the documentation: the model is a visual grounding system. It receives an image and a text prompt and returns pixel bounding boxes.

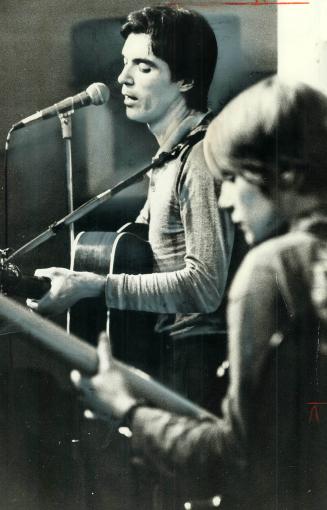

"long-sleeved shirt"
[105,115,234,338]
[129,213,327,508]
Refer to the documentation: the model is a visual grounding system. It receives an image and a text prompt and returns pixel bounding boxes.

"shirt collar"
[154,111,210,159]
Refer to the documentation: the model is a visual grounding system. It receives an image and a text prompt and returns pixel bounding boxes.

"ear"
[279,170,304,190]
[178,79,194,92]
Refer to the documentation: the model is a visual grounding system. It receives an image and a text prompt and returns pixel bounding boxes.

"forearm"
[71,271,106,299]
[130,406,242,490]
[106,207,234,314]
[106,263,222,314]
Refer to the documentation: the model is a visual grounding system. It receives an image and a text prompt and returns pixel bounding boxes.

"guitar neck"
[9,274,51,299]
[0,259,51,300]
[0,293,215,421]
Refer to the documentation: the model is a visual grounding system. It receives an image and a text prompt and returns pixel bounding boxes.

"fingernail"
[70,370,81,383]
[84,409,95,420]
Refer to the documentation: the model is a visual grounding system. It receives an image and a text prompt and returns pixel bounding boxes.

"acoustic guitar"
[70,225,158,374]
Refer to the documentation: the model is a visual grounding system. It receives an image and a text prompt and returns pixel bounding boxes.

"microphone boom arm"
[6,161,154,262]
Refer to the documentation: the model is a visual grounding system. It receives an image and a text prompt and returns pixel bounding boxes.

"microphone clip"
[58,110,73,139]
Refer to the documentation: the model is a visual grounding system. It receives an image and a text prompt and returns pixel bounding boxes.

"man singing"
[27,7,234,410]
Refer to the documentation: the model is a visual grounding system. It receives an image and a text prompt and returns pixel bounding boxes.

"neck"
[253,215,287,246]
[148,96,197,146]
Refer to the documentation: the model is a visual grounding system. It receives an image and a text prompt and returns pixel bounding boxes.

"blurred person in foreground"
[71,76,327,509]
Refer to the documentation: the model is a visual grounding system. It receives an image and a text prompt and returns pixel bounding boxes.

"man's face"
[219,176,282,245]
[118,33,183,125]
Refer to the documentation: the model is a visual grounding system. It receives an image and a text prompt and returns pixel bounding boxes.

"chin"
[125,108,149,124]
[244,230,255,246]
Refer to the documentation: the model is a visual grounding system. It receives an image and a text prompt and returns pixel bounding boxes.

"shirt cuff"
[105,273,125,309]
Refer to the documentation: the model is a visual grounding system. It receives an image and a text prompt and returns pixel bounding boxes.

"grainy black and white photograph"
[0,1,326,508]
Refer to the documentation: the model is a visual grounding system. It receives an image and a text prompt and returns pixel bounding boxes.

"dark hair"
[204,76,327,196]
[121,6,217,112]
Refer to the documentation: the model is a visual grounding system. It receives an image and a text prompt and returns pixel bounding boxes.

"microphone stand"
[58,111,75,332]
[58,112,75,260]
[5,158,158,263]
[3,126,15,249]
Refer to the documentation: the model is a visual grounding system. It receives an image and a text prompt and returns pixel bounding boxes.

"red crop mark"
[223,1,309,5]
[305,402,327,424]
[309,405,320,423]
[167,1,310,6]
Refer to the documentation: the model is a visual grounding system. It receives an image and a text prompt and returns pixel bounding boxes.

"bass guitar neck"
[0,292,214,420]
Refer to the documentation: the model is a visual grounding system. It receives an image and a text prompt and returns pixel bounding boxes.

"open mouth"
[124,94,137,105]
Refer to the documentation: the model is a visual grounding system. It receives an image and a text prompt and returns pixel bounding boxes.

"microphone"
[12,82,110,131]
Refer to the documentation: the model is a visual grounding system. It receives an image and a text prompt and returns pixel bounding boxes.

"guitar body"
[70,227,157,373]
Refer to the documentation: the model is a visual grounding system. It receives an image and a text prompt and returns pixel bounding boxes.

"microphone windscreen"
[87,82,110,106]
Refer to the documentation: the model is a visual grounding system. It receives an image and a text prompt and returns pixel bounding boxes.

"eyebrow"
[135,58,157,67]
[122,56,158,68]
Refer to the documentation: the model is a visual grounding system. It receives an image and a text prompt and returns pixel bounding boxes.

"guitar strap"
[151,114,211,170]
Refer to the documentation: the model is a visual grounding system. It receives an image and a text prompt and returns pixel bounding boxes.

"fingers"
[70,369,81,387]
[26,267,72,315]
[70,370,96,407]
[34,267,56,278]
[26,291,54,314]
[70,370,98,420]
[26,269,54,312]
[26,298,39,311]
[70,369,98,402]
[84,409,97,420]
[97,331,113,372]
[70,370,93,401]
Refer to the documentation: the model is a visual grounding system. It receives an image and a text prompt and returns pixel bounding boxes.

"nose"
[118,64,134,86]
[219,181,235,209]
